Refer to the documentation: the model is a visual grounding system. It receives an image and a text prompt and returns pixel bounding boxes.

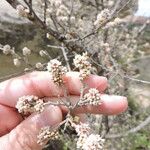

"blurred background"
[0,0,150,149]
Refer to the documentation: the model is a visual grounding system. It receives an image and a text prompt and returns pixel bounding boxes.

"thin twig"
[50,15,59,32]
[61,44,71,71]
[101,116,110,138]
[44,101,64,106]
[123,75,150,85]
[5,0,19,7]
[43,0,47,25]
[29,0,32,15]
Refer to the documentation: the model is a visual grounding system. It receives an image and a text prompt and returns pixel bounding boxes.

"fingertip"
[73,95,128,115]
[99,95,128,115]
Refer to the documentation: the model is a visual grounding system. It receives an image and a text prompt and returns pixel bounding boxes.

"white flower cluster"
[56,5,70,18]
[16,5,29,17]
[34,99,45,113]
[74,123,104,150]
[81,134,105,150]
[13,58,21,67]
[78,88,102,106]
[74,123,91,136]
[35,62,43,69]
[47,0,71,23]
[37,126,59,145]
[0,44,14,55]
[49,0,62,7]
[16,95,44,115]
[47,59,67,85]
[106,17,122,28]
[0,44,23,67]
[73,52,92,80]
[39,50,47,57]
[107,0,114,7]
[101,42,111,52]
[22,47,31,56]
[94,9,110,27]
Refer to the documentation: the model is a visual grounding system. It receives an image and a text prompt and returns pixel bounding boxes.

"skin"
[0,71,128,150]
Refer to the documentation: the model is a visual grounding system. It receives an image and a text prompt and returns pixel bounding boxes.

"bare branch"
[124,75,150,85]
[61,44,71,72]
[43,0,47,25]
[5,0,19,7]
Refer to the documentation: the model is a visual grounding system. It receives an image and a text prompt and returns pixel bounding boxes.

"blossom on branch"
[16,95,44,115]
[47,59,67,85]
[73,52,92,80]
[37,126,59,145]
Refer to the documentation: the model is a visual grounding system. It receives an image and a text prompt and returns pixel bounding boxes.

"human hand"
[0,71,127,150]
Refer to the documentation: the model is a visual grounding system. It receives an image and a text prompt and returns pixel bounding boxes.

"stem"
[61,44,71,72]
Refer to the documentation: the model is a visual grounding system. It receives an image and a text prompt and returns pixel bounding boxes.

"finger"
[0,71,107,107]
[0,93,126,136]
[44,94,128,115]
[64,72,107,95]
[73,95,128,115]
[0,105,62,150]
[0,104,23,136]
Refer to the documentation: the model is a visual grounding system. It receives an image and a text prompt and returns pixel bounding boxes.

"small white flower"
[37,127,59,145]
[82,134,105,150]
[106,18,122,28]
[16,95,44,115]
[50,0,62,7]
[70,16,76,23]
[2,44,11,55]
[47,59,67,85]
[114,17,122,24]
[39,50,46,57]
[16,5,29,17]
[16,95,38,115]
[79,69,91,80]
[46,33,51,39]
[57,16,68,22]
[35,62,43,69]
[56,4,69,16]
[13,58,21,67]
[94,9,110,27]
[74,123,91,136]
[79,88,101,106]
[73,52,92,80]
[47,59,62,72]
[46,8,53,13]
[16,5,24,13]
[108,0,114,7]
[34,99,44,113]
[22,47,31,56]
[73,52,91,70]
[77,134,88,149]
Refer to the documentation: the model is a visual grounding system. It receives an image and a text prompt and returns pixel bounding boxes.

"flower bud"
[22,47,31,56]
[13,58,21,67]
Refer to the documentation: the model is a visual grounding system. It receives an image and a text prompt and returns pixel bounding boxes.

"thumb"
[0,105,63,150]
